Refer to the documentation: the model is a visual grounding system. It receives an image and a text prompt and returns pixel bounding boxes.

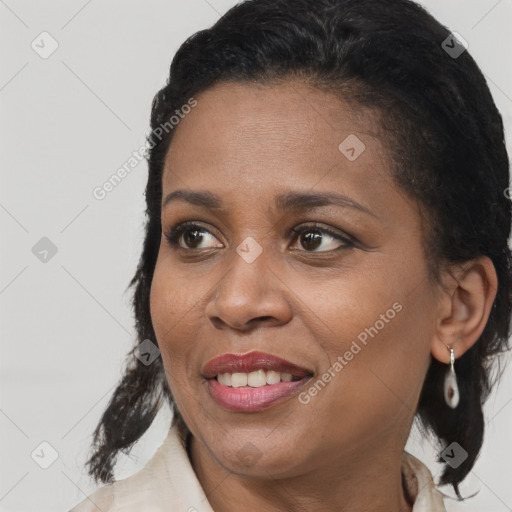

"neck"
[188,433,414,512]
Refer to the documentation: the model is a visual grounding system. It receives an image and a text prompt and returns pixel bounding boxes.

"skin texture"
[149,80,498,512]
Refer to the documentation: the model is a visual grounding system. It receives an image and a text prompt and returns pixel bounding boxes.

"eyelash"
[164,221,356,253]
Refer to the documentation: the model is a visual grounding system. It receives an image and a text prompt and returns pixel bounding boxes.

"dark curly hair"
[85,0,512,500]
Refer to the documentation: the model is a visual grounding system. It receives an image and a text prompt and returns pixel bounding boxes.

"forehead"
[166,81,377,156]
[162,80,394,211]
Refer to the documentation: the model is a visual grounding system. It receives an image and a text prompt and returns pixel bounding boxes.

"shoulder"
[68,433,171,512]
[68,423,213,512]
[68,448,170,512]
[69,484,114,512]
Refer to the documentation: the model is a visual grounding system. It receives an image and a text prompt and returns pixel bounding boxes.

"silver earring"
[443,346,459,408]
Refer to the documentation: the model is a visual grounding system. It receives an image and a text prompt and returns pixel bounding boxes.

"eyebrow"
[162,189,376,217]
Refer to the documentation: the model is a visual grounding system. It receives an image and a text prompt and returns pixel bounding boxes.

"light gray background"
[1,1,511,511]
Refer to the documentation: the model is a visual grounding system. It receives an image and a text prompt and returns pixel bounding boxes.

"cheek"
[150,255,198,338]
[305,315,424,454]
[149,260,190,372]
[149,267,212,437]
[150,272,175,360]
[311,270,435,426]
[149,258,212,385]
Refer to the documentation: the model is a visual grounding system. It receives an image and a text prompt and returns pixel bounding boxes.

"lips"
[202,350,313,379]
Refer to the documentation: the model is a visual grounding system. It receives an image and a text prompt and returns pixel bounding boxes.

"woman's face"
[150,80,441,477]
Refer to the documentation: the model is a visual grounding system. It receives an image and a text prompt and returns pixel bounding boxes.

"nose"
[205,244,293,332]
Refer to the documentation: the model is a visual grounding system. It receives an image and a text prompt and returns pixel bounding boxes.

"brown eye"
[298,230,324,251]
[165,222,223,250]
[290,224,355,252]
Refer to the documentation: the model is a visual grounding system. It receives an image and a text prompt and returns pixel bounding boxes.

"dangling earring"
[444,346,459,409]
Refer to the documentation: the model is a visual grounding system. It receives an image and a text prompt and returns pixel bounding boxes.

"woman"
[70,0,511,510]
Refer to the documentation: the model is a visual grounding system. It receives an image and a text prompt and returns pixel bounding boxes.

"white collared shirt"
[70,423,447,511]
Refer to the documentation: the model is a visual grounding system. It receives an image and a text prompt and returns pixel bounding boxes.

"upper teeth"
[217,370,295,388]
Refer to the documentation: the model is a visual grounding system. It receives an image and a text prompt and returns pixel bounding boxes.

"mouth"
[202,350,314,412]
[202,350,313,380]
[211,369,306,388]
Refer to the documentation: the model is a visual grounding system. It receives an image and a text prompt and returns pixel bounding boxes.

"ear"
[430,256,498,364]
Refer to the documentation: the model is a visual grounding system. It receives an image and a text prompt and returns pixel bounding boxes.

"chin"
[207,434,305,478]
